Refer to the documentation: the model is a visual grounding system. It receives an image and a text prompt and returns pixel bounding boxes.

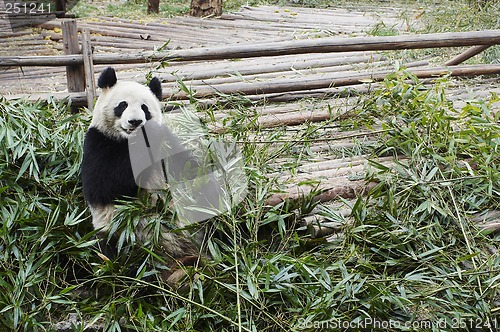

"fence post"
[62,20,85,112]
[82,28,95,112]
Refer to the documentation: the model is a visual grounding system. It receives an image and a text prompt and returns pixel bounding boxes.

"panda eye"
[114,101,128,117]
[141,104,151,121]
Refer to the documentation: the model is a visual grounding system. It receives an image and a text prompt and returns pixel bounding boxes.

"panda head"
[91,67,163,140]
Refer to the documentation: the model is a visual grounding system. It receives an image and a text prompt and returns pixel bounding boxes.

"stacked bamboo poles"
[3,29,500,104]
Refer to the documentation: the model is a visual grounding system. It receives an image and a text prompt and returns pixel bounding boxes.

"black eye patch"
[141,104,151,121]
[114,101,128,117]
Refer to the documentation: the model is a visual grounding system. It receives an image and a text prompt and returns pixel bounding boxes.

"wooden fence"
[1,21,500,111]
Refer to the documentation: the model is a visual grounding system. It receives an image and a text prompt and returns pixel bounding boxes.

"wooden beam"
[2,30,500,66]
[61,20,85,112]
[81,28,95,112]
[445,44,493,66]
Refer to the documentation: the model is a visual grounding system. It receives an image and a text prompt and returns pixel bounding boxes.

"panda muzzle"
[128,119,144,128]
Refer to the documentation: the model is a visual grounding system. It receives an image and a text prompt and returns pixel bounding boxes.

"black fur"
[98,67,118,89]
[114,101,128,117]
[81,127,138,207]
[148,77,162,101]
[141,104,151,120]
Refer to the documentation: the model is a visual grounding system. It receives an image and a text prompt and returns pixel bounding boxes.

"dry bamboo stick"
[40,19,242,46]
[90,37,157,49]
[0,66,67,79]
[241,84,373,104]
[230,13,378,28]
[249,101,359,128]
[163,83,371,110]
[0,30,34,38]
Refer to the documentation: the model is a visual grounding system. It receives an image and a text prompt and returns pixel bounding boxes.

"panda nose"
[128,119,143,128]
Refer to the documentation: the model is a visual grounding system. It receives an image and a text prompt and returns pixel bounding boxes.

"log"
[176,60,392,88]
[297,155,394,173]
[61,20,85,112]
[278,157,395,183]
[308,140,377,153]
[172,64,500,99]
[265,177,376,206]
[444,44,493,66]
[161,53,384,83]
[2,30,500,66]
[96,29,500,61]
[147,0,160,14]
[256,110,338,128]
[190,0,223,17]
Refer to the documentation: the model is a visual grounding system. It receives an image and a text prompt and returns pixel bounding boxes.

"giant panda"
[81,67,203,273]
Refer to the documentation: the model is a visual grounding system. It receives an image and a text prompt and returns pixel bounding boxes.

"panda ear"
[98,67,117,89]
[148,77,162,101]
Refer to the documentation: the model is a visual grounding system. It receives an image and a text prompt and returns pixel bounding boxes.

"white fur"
[92,81,163,140]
